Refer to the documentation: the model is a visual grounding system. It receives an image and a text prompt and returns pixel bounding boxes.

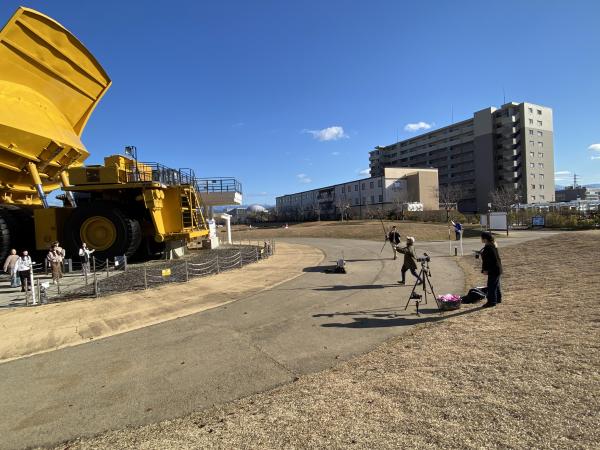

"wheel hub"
[80,216,117,251]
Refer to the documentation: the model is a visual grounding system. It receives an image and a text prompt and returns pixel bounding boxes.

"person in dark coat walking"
[387,226,401,259]
[397,236,422,285]
[480,231,503,308]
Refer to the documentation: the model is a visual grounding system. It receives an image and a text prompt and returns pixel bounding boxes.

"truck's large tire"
[0,207,35,262]
[64,202,142,259]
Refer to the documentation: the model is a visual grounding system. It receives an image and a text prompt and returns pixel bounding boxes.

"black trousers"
[18,270,31,291]
[487,273,502,305]
[401,265,421,283]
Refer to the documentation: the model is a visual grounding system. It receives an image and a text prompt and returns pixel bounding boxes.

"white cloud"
[404,121,432,132]
[554,171,571,176]
[297,173,312,184]
[591,155,600,160]
[358,168,370,176]
[304,126,348,141]
[554,170,572,181]
[588,143,600,152]
[331,151,341,156]
[232,122,245,128]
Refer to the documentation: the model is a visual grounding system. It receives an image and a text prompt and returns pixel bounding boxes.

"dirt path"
[61,231,600,449]
[0,242,323,363]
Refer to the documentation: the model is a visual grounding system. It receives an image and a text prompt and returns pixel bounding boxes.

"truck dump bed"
[0,7,111,205]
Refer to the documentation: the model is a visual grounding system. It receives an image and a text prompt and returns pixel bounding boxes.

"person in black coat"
[480,231,503,308]
[387,226,401,259]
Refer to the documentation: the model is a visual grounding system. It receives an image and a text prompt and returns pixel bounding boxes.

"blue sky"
[2,1,599,203]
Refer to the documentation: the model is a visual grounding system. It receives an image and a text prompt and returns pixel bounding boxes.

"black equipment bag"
[461,287,488,304]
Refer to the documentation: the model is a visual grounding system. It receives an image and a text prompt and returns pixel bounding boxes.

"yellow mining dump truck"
[0,7,209,260]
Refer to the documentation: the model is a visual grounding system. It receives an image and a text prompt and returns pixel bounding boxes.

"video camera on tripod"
[404,252,438,315]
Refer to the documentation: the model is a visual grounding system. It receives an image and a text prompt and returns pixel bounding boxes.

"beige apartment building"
[369,102,555,212]
[276,168,438,220]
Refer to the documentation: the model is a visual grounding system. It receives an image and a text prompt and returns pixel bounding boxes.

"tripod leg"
[425,273,440,310]
[404,268,425,311]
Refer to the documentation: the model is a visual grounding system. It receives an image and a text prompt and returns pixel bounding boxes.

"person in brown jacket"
[47,242,65,284]
[397,236,422,285]
[3,249,20,287]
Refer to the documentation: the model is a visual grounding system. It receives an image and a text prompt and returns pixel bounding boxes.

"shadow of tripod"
[404,253,440,315]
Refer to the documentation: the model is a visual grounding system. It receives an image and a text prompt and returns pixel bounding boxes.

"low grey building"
[369,102,555,212]
[276,168,438,220]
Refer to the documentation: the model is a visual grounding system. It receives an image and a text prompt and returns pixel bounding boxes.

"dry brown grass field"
[61,231,600,449]
[224,220,479,242]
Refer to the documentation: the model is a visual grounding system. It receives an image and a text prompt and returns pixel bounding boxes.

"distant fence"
[6,241,275,307]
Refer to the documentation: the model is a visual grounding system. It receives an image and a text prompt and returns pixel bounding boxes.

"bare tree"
[335,198,351,221]
[490,186,521,235]
[436,184,465,222]
[391,189,409,220]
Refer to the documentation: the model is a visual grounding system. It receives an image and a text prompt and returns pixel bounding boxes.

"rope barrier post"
[255,246,259,262]
[123,255,128,271]
[36,279,41,304]
[216,254,220,274]
[144,266,148,290]
[185,261,189,282]
[106,258,109,278]
[93,266,98,298]
[24,277,29,306]
[93,256,96,273]
[239,250,243,268]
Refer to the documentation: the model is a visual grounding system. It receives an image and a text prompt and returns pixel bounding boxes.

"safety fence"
[4,241,275,307]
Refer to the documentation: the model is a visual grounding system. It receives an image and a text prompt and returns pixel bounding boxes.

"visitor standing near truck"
[14,250,32,292]
[3,249,20,288]
[79,243,95,277]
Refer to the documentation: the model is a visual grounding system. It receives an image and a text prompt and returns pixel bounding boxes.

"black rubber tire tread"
[0,207,35,263]
[63,202,142,259]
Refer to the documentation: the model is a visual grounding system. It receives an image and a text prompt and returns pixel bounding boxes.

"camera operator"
[396,236,422,285]
[480,231,503,308]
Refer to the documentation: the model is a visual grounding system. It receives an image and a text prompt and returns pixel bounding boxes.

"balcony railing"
[195,178,243,194]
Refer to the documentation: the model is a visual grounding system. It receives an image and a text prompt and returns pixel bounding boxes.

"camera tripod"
[404,259,439,315]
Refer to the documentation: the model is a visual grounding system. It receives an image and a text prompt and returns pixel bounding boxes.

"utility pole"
[573,173,579,188]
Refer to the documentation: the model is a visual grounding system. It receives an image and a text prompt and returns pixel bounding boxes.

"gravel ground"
[54,231,600,449]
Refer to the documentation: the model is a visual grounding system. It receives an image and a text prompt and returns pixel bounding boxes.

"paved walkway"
[0,231,554,450]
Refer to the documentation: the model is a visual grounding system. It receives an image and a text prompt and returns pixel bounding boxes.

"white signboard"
[488,212,508,231]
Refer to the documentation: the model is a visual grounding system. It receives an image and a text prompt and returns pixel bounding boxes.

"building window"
[530,173,536,178]
[537,109,542,115]
[529,119,533,125]
[341,186,345,193]
[537,120,543,126]
[529,162,535,168]
[362,197,366,204]
[537,131,543,136]
[538,163,544,168]
[355,198,359,205]
[538,152,544,158]
[540,184,545,189]
[540,194,545,200]
[531,184,536,189]
[528,107,533,113]
[362,183,366,190]
[377,179,382,188]
[538,142,543,147]
[539,174,544,180]
[378,194,383,202]
[354,185,358,191]
[369,181,374,189]
[529,129,534,135]
[531,195,536,201]
[529,151,535,157]
[529,140,535,146]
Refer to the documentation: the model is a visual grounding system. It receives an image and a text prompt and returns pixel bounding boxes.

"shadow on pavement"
[316,305,482,329]
[313,284,399,291]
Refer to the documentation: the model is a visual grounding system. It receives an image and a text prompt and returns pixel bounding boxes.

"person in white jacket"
[78,243,95,277]
[13,250,32,292]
